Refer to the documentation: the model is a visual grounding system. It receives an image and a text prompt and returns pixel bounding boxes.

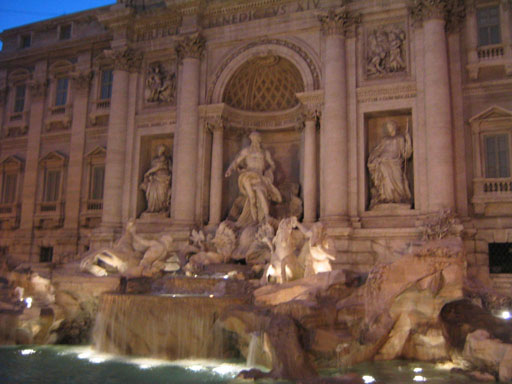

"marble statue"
[225,131,282,227]
[294,220,335,276]
[367,120,412,209]
[80,219,174,277]
[262,217,302,284]
[140,144,172,214]
[183,221,236,274]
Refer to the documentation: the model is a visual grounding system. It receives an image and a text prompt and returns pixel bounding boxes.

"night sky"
[0,0,115,47]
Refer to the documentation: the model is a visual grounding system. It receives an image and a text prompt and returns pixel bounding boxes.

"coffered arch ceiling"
[222,55,304,112]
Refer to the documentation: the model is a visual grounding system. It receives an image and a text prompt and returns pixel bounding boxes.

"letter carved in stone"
[145,62,176,104]
[175,33,206,62]
[366,24,407,77]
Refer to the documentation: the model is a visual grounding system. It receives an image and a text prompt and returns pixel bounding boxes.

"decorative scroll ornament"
[71,71,93,91]
[175,33,206,62]
[410,0,465,31]
[106,48,143,72]
[318,8,361,37]
[145,62,176,104]
[28,79,47,99]
[366,25,407,77]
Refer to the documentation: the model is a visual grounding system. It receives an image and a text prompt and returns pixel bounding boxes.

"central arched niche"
[220,55,306,221]
[222,55,304,112]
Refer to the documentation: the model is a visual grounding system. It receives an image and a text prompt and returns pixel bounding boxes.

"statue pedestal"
[370,203,411,212]
[139,212,169,221]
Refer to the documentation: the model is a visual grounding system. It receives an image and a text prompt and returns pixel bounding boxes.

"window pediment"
[39,151,67,167]
[0,155,24,171]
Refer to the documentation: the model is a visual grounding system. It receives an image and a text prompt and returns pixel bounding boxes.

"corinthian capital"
[318,8,361,37]
[71,71,93,91]
[28,79,47,99]
[175,33,206,62]
[106,47,143,72]
[410,0,466,31]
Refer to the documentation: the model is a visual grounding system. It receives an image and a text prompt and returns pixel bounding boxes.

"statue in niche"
[145,62,176,103]
[140,144,172,214]
[367,25,406,77]
[225,131,282,227]
[367,120,412,209]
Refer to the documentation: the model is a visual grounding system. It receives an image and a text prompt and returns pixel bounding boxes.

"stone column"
[171,34,205,226]
[207,118,224,226]
[465,3,479,79]
[19,67,47,231]
[318,9,358,224]
[413,1,456,211]
[501,0,512,68]
[302,109,319,223]
[100,48,142,232]
[64,69,92,231]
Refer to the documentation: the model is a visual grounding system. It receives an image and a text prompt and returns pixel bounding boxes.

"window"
[489,243,512,274]
[1,173,17,204]
[485,134,510,178]
[477,6,501,46]
[39,247,53,263]
[13,85,25,113]
[55,78,68,106]
[20,34,31,49]
[89,165,105,200]
[59,24,71,40]
[43,169,61,202]
[100,69,113,100]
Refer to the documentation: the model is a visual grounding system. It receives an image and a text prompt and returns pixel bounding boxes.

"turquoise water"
[0,346,250,384]
[0,345,489,383]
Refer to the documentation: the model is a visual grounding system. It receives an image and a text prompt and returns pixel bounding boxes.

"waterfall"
[246,332,260,367]
[93,293,243,360]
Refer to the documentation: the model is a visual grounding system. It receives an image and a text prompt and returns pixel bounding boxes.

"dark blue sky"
[0,0,115,34]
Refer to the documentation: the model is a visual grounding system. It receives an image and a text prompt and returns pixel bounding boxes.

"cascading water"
[93,293,244,360]
[246,332,261,367]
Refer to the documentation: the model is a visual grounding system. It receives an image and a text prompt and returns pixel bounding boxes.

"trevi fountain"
[0,129,511,383]
[1,0,512,383]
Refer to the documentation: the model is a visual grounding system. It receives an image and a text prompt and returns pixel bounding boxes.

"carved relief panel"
[365,22,408,79]
[144,61,177,105]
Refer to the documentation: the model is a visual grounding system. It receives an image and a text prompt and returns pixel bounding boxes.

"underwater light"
[139,364,151,370]
[24,297,32,308]
[188,365,204,372]
[362,375,376,383]
[413,367,423,373]
[209,294,214,298]
[413,375,427,382]
[20,349,36,356]
[212,364,240,376]
[501,311,511,320]
[89,357,106,364]
[77,351,92,359]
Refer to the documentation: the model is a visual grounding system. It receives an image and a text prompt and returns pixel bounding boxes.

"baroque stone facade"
[0,0,511,291]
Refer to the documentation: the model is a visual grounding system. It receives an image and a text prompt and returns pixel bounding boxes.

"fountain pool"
[0,345,489,384]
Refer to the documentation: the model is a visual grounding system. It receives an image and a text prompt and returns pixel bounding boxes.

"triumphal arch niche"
[205,40,322,227]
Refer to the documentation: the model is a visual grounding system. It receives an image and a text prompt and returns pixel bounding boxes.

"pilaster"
[318,8,359,225]
[64,57,92,234]
[171,33,205,226]
[411,0,457,212]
